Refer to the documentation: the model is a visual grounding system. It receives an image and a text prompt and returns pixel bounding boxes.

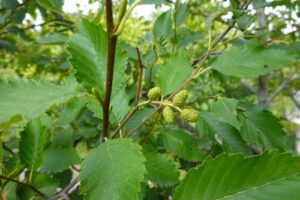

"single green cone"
[172,90,189,106]
[180,108,198,123]
[147,87,161,100]
[162,106,174,124]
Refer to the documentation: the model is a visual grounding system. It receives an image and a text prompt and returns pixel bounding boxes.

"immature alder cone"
[163,106,174,124]
[147,87,161,100]
[172,90,188,106]
[180,108,198,122]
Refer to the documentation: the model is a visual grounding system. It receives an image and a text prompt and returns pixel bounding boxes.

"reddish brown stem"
[102,0,118,142]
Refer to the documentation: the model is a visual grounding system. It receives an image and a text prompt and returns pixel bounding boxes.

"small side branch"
[268,79,290,101]
[135,47,144,104]
[289,90,300,109]
[47,179,79,200]
[174,116,201,139]
[269,74,297,102]
[240,80,256,94]
[0,175,47,198]
[2,143,15,155]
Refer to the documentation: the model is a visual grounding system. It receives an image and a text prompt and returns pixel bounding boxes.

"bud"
[172,90,189,107]
[180,108,198,122]
[162,106,174,124]
[147,87,161,100]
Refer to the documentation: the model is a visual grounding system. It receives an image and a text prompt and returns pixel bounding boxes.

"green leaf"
[41,146,81,173]
[211,42,295,77]
[58,97,86,126]
[155,52,192,96]
[36,0,61,12]
[68,19,128,121]
[79,139,146,200]
[124,108,154,132]
[0,40,16,52]
[236,14,255,29]
[67,19,107,95]
[142,145,179,187]
[239,103,290,151]
[2,0,18,9]
[140,0,165,4]
[211,97,241,129]
[0,79,82,126]
[19,118,46,171]
[86,96,103,119]
[32,173,59,196]
[11,8,26,23]
[200,112,251,154]
[51,0,64,8]
[175,3,188,26]
[68,18,126,96]
[174,151,300,200]
[160,129,204,161]
[37,33,68,45]
[110,89,130,122]
[153,10,172,40]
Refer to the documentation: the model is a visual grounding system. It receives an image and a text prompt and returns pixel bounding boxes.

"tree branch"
[257,75,269,108]
[0,175,47,198]
[47,179,79,200]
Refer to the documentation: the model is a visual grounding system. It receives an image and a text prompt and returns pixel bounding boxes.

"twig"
[0,175,47,198]
[114,0,142,36]
[289,90,300,109]
[240,80,256,94]
[2,143,15,155]
[23,19,57,30]
[268,74,298,102]
[268,79,290,101]
[174,116,200,139]
[47,179,79,200]
[110,106,139,139]
[102,0,118,142]
[135,47,144,104]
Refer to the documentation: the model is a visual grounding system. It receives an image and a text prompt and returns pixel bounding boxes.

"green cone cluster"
[163,90,198,124]
[146,88,198,124]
